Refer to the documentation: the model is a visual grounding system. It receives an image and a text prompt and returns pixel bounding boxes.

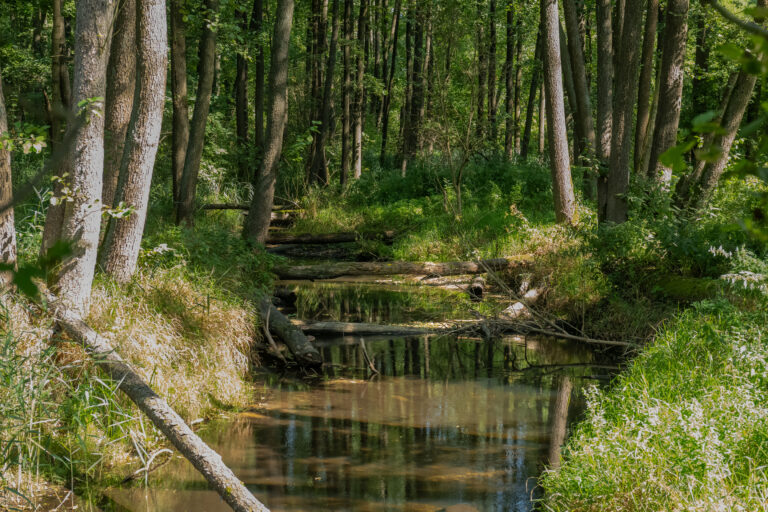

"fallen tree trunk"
[266,230,396,245]
[294,321,432,336]
[274,256,532,280]
[468,276,486,301]
[50,302,269,512]
[258,297,322,367]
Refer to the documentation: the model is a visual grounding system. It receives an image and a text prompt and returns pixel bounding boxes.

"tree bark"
[0,69,16,287]
[603,0,645,224]
[49,0,116,316]
[176,0,219,226]
[379,0,401,163]
[504,0,516,159]
[51,301,270,512]
[475,0,487,138]
[634,0,659,172]
[235,6,250,181]
[341,0,353,184]
[243,0,295,245]
[402,5,425,170]
[521,29,542,159]
[103,0,136,211]
[353,0,369,178]
[541,0,577,224]
[100,0,168,283]
[252,0,265,156]
[43,0,72,256]
[513,14,523,153]
[169,0,189,203]
[274,256,531,280]
[538,82,546,155]
[692,10,710,118]
[487,0,498,141]
[646,0,689,184]
[309,0,341,186]
[563,0,595,160]
[595,0,612,165]
[547,375,572,470]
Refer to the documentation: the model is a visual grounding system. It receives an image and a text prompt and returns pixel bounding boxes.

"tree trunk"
[538,82,546,155]
[51,302,270,512]
[634,0,659,172]
[100,0,168,283]
[235,6,249,182]
[646,0,689,184]
[521,29,542,160]
[354,0,369,178]
[260,297,322,366]
[309,0,341,186]
[243,0,295,244]
[169,0,189,203]
[379,0,401,163]
[176,0,219,226]
[341,0,353,184]
[541,0,577,224]
[513,15,523,153]
[595,0,613,216]
[692,10,710,118]
[252,0,265,156]
[504,0,516,159]
[547,375,572,470]
[43,0,72,256]
[475,0,487,138]
[0,69,16,287]
[558,23,581,159]
[487,0,498,141]
[402,5,425,170]
[274,256,531,280]
[103,0,136,211]
[563,0,595,160]
[602,0,645,224]
[49,0,116,316]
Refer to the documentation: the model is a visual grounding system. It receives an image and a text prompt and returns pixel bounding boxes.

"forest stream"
[105,275,618,512]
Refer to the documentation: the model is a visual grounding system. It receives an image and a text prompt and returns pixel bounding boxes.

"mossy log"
[258,297,322,367]
[266,230,396,245]
[50,302,269,512]
[274,256,531,280]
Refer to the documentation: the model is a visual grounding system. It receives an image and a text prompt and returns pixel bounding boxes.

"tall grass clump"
[539,299,768,511]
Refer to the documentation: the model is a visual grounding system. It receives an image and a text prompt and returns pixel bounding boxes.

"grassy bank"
[539,299,768,511]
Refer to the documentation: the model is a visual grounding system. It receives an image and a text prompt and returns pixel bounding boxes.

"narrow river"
[107,281,613,511]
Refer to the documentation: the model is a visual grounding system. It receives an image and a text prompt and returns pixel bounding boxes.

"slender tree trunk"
[169,0,189,203]
[402,6,425,170]
[547,375,572,470]
[310,0,341,186]
[399,4,413,162]
[243,0,295,244]
[634,0,659,172]
[538,82,546,155]
[521,29,542,159]
[341,0,353,184]
[0,69,16,287]
[43,0,72,256]
[541,0,576,224]
[100,0,168,283]
[487,0,498,142]
[613,0,625,70]
[563,0,595,158]
[513,14,523,153]
[504,0,516,159]
[252,0,265,156]
[647,0,689,184]
[595,0,613,216]
[353,0,369,178]
[603,0,645,224]
[692,10,710,118]
[235,6,249,181]
[103,0,137,211]
[379,0,400,163]
[558,23,580,156]
[476,0,487,138]
[50,0,116,315]
[176,0,219,226]
[307,0,329,183]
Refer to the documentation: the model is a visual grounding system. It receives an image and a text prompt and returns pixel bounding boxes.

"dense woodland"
[1,0,768,510]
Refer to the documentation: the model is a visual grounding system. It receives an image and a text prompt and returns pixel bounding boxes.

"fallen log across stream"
[258,296,322,367]
[50,300,270,512]
[288,318,636,348]
[266,230,396,245]
[274,256,532,280]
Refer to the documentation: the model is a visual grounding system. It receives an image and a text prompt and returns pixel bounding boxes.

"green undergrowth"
[539,299,768,511]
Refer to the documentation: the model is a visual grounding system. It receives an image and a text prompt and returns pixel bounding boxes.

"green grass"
[539,299,768,511]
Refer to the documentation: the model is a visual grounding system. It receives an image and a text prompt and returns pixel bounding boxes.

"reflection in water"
[109,335,609,512]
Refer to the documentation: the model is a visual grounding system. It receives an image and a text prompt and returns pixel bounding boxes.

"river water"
[107,282,613,512]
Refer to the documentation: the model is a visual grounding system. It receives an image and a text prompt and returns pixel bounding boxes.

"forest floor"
[2,158,768,510]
